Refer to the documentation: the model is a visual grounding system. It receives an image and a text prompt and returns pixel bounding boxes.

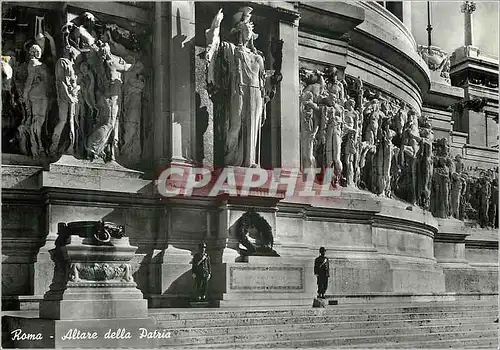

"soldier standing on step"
[192,242,211,301]
[314,247,330,299]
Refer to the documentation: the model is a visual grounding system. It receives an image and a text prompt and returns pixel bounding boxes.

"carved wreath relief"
[236,211,279,257]
[2,7,150,166]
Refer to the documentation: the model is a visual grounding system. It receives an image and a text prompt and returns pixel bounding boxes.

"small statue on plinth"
[314,247,330,299]
[191,242,211,301]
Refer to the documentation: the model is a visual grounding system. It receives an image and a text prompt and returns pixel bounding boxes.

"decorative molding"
[69,262,134,283]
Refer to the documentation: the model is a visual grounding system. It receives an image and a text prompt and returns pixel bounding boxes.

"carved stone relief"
[69,262,133,283]
[298,63,498,226]
[1,6,151,168]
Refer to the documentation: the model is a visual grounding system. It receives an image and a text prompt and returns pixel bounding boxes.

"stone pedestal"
[33,223,157,348]
[147,245,194,308]
[210,257,313,307]
[34,155,152,297]
[41,155,148,192]
[39,234,147,320]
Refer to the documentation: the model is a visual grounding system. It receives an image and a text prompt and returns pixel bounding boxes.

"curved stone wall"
[276,192,438,260]
[347,2,431,110]
[275,193,445,294]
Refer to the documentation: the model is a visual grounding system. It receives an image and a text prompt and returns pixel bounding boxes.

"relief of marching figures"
[299,66,498,227]
[1,11,149,166]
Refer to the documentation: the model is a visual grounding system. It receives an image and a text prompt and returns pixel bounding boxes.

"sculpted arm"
[44,31,57,59]
[206,9,224,65]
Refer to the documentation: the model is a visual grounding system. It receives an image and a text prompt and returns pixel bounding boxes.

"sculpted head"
[345,98,355,110]
[231,7,258,44]
[370,99,380,111]
[301,90,314,103]
[98,42,112,59]
[82,12,96,26]
[28,45,42,59]
[346,128,356,140]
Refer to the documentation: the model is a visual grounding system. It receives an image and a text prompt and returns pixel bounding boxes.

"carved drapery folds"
[1,6,151,167]
[298,64,498,226]
[205,7,283,168]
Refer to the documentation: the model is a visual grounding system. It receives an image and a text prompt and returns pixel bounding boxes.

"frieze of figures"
[1,7,151,166]
[298,65,498,227]
[459,166,499,228]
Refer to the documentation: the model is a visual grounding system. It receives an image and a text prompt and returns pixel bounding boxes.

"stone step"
[153,310,497,328]
[149,302,497,321]
[160,325,496,345]
[160,316,495,338]
[218,298,312,307]
[327,293,499,305]
[163,320,497,341]
[349,336,499,348]
[159,329,497,348]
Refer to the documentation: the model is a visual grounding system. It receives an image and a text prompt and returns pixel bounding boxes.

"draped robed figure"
[205,7,267,168]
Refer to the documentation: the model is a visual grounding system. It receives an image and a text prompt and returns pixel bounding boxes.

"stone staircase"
[149,300,499,348]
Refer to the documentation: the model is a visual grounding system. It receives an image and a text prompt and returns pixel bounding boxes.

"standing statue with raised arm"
[206,7,281,168]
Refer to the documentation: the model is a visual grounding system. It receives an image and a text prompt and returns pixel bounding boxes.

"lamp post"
[461,1,476,46]
[426,1,433,54]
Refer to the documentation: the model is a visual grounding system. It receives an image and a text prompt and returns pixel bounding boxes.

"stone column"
[153,2,197,169]
[461,1,476,46]
[170,1,197,164]
[153,3,171,168]
[270,16,301,170]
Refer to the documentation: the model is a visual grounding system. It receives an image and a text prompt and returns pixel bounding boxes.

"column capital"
[461,1,476,14]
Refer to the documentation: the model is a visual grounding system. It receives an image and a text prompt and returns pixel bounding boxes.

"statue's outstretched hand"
[212,8,224,28]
